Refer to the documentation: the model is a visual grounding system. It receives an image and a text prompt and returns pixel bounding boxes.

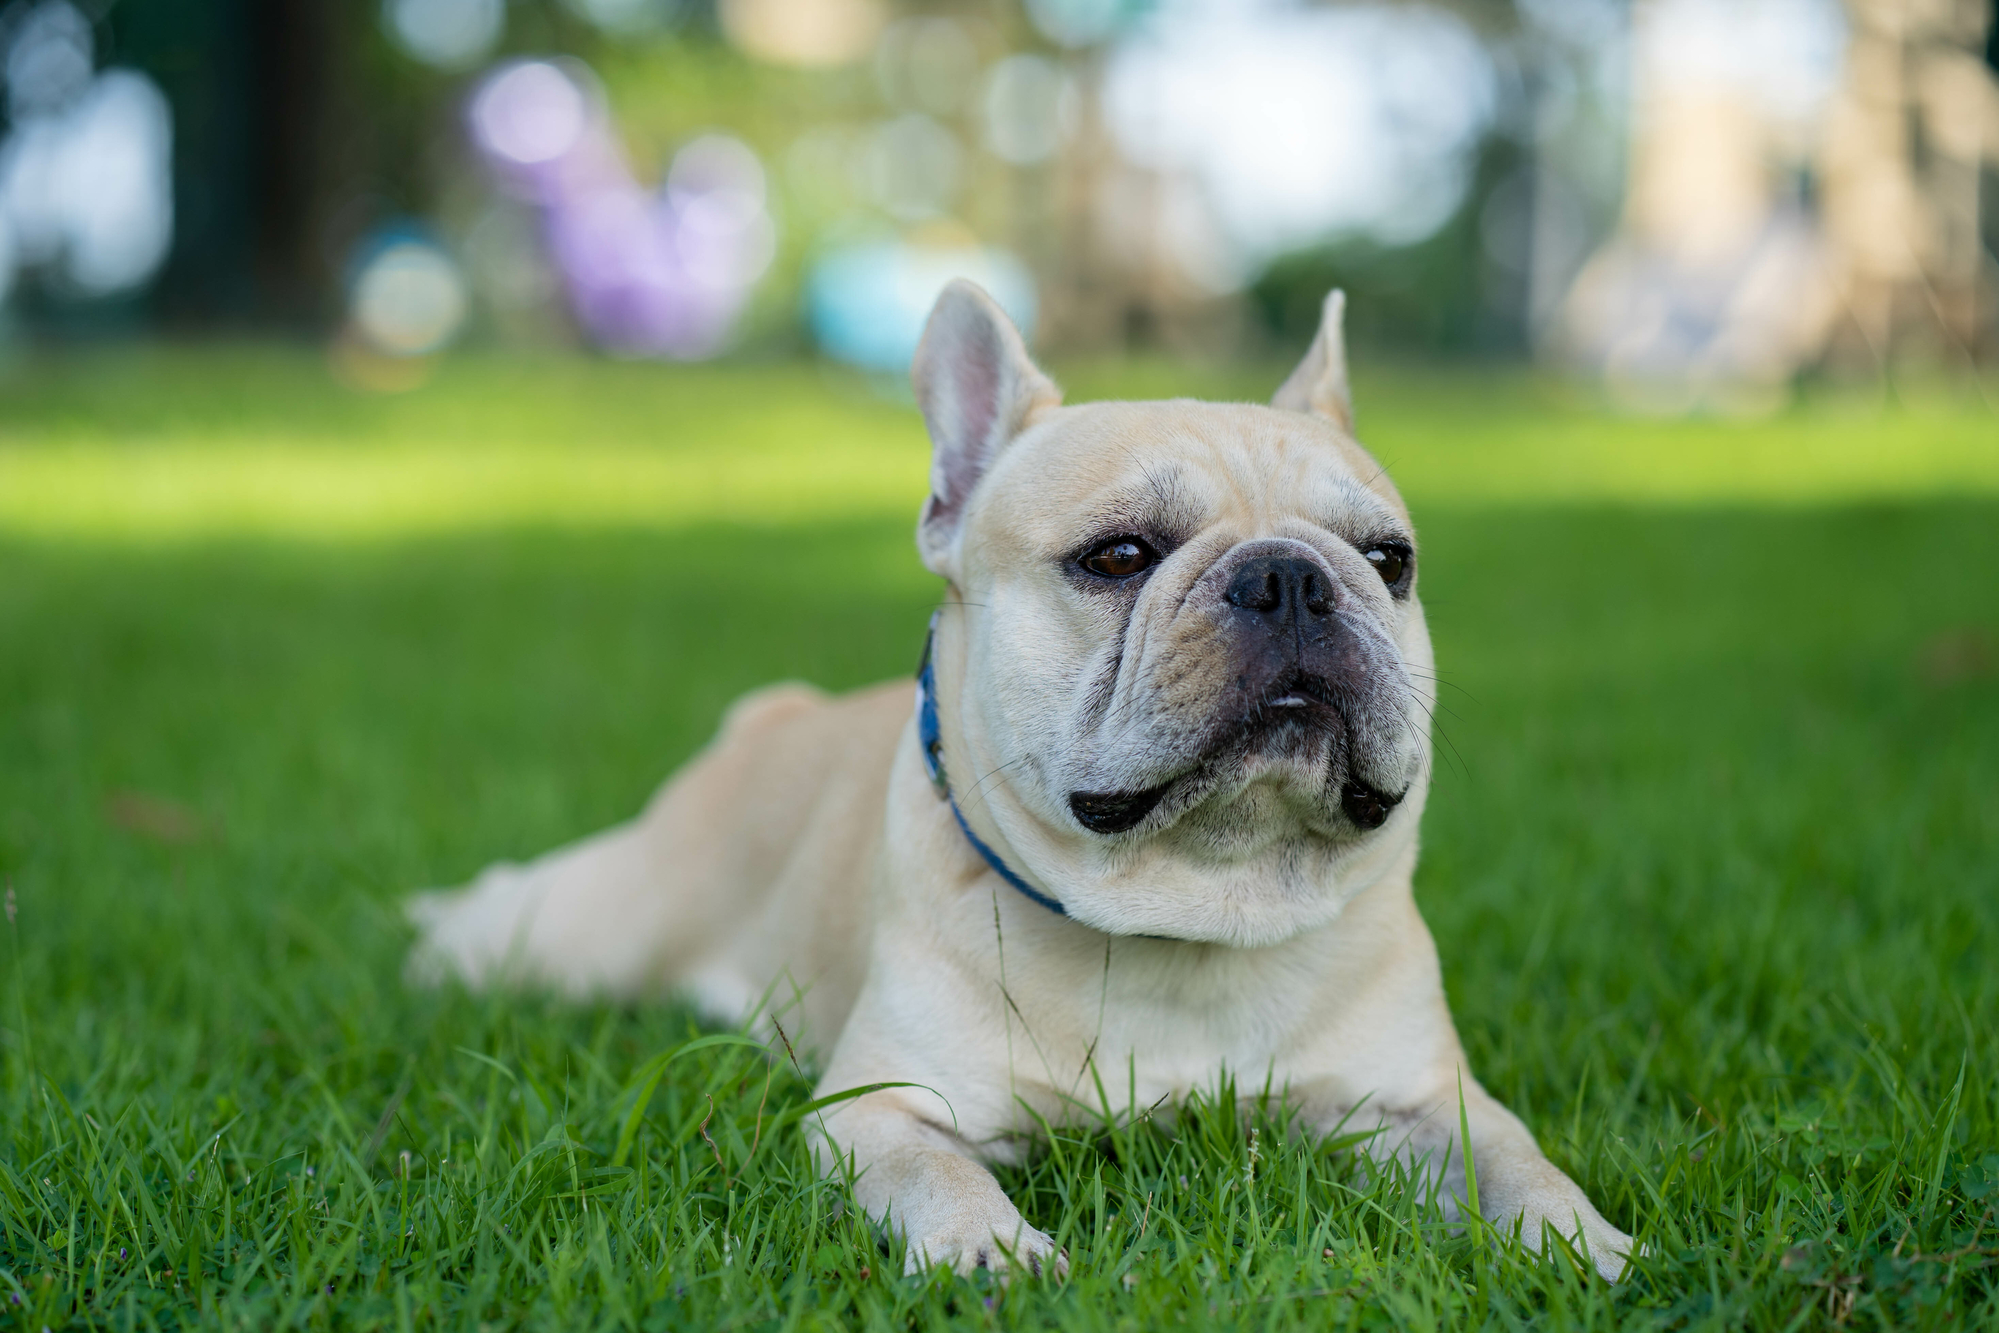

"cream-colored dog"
[408,281,1637,1281]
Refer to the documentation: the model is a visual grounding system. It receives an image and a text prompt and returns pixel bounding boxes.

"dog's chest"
[1018,941,1327,1111]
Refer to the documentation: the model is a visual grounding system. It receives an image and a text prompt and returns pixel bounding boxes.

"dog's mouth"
[1251,669,1342,721]
[1068,673,1406,836]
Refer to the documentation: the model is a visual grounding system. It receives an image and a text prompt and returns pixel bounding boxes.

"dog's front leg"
[809,1088,1064,1278]
[1343,1080,1637,1282]
[1456,1087,1638,1281]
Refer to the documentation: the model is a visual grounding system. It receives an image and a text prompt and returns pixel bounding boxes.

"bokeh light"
[0,1,172,299]
[1024,0,1138,48]
[5,0,91,114]
[562,0,685,37]
[980,55,1076,166]
[873,17,981,117]
[667,134,777,292]
[467,59,775,359]
[382,0,505,71]
[718,0,886,69]
[808,241,1035,372]
[1105,3,1495,267]
[350,235,470,357]
[862,114,962,222]
[471,59,593,169]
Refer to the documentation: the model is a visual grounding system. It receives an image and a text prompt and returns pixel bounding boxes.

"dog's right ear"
[1271,288,1354,432]
[912,279,1061,578]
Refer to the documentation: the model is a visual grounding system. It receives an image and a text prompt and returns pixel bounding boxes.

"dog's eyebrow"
[1327,477,1408,540]
[1080,465,1201,540]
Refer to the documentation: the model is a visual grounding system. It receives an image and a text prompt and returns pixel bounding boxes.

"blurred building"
[1819,0,1998,372]
[1557,0,1999,405]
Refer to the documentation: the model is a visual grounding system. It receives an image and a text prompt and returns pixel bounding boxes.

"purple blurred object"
[468,59,773,358]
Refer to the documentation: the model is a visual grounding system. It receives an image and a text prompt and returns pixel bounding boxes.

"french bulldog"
[408,280,1637,1281]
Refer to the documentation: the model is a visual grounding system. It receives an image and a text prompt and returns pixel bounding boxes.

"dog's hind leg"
[405,817,680,1000]
[404,682,829,1004]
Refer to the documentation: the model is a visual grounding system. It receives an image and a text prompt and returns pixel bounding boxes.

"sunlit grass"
[0,350,929,540]
[0,347,1993,541]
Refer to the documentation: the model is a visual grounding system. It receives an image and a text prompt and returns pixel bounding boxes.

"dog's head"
[915,280,1433,946]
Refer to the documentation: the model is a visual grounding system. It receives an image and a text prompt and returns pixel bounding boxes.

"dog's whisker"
[956,757,1030,814]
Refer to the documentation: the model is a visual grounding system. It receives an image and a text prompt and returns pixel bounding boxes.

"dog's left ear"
[1271,289,1354,432]
[912,279,1062,578]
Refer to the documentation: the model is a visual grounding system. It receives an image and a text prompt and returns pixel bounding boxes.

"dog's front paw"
[1518,1206,1638,1282]
[1585,1226,1643,1284]
[903,1216,1066,1279]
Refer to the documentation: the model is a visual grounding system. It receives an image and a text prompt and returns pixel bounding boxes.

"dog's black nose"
[1226,556,1333,621]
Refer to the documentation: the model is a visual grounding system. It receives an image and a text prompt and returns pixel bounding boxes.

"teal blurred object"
[806,240,1037,372]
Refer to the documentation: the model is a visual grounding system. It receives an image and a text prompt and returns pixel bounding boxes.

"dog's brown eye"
[1364,546,1408,584]
[1081,538,1155,579]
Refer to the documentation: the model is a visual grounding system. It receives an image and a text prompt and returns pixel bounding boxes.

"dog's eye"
[1364,545,1408,585]
[1080,538,1156,579]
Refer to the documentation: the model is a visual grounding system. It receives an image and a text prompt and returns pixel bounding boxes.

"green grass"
[0,348,1995,1329]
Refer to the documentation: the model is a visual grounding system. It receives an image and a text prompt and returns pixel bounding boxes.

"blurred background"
[0,0,1993,403]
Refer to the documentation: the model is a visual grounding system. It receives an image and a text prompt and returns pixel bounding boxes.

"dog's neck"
[919,612,1206,941]
[917,612,1076,919]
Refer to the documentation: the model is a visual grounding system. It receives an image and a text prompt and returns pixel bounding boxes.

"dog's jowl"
[408,281,1637,1281]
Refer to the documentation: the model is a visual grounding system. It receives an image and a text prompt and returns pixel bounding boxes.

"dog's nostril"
[1227,556,1333,618]
[1302,571,1331,616]
[1226,567,1282,613]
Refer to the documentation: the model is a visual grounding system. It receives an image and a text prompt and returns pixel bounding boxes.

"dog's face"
[914,283,1433,946]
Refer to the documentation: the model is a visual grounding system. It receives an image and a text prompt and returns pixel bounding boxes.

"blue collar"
[917,617,1072,919]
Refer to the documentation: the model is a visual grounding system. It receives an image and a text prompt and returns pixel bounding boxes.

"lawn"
[0,347,1995,1330]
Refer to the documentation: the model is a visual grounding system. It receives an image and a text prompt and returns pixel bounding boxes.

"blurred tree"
[1250,135,1531,358]
[1242,0,1543,361]
[104,0,349,325]
[98,0,602,330]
